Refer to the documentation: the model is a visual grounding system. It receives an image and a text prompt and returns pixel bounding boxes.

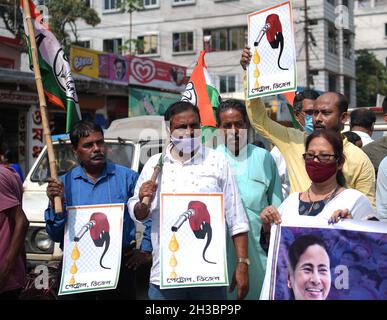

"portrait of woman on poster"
[287,234,331,300]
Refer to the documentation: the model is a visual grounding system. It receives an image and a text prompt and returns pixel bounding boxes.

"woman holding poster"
[260,129,375,245]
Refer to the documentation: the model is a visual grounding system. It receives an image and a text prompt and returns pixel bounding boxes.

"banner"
[69,46,187,92]
[129,87,181,116]
[127,56,187,92]
[58,204,124,295]
[247,1,297,99]
[70,46,100,79]
[160,193,228,289]
[261,215,387,300]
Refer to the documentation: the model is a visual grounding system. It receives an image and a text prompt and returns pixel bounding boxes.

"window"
[103,38,122,54]
[343,32,352,59]
[173,32,194,53]
[328,23,337,54]
[75,40,91,48]
[143,0,159,8]
[327,0,335,5]
[137,34,159,55]
[104,0,121,11]
[203,26,246,52]
[219,75,236,93]
[328,73,336,92]
[385,23,387,37]
[172,0,195,6]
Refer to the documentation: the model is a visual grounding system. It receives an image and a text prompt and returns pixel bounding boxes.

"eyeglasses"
[303,153,337,163]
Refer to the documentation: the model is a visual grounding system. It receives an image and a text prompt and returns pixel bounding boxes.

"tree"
[0,1,24,39]
[356,49,387,107]
[120,0,143,55]
[47,0,100,53]
[0,1,100,54]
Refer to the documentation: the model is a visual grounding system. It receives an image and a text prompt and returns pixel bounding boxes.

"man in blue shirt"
[45,120,151,299]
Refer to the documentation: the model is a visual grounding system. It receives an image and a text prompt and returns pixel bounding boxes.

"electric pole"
[304,0,311,89]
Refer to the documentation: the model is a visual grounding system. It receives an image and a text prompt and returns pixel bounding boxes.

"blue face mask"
[304,115,314,134]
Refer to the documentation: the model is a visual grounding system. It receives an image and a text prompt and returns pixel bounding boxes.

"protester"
[129,101,250,300]
[45,120,152,299]
[349,108,376,146]
[271,90,320,199]
[376,156,387,221]
[260,130,375,245]
[286,234,331,300]
[342,131,363,148]
[362,98,387,174]
[216,99,283,299]
[240,47,376,205]
[0,127,29,300]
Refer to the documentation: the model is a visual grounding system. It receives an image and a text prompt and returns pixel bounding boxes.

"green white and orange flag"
[21,0,81,133]
[182,50,220,128]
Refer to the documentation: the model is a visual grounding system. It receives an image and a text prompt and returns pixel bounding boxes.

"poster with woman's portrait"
[261,215,387,300]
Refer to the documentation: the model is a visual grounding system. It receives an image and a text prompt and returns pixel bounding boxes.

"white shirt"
[278,188,375,221]
[128,144,249,285]
[352,130,374,146]
[270,146,290,199]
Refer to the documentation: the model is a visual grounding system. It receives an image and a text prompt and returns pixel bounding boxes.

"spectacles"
[303,153,337,163]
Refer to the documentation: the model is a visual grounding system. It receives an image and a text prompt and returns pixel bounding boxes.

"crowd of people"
[1,47,387,300]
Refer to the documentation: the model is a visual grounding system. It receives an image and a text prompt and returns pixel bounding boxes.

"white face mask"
[171,135,202,154]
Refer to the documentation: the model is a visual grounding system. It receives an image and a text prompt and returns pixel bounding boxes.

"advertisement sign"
[128,87,181,116]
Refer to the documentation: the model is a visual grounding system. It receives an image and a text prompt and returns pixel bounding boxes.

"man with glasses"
[240,47,375,205]
[271,89,319,198]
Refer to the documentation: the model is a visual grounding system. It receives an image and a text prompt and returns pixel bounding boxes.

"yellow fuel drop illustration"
[69,242,80,285]
[169,233,179,279]
[253,47,260,88]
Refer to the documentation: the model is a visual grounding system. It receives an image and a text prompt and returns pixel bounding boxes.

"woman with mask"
[260,129,374,239]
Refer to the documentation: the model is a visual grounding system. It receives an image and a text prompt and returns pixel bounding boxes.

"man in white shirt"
[128,101,250,300]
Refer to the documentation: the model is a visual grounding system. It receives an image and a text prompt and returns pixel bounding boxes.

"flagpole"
[23,0,63,214]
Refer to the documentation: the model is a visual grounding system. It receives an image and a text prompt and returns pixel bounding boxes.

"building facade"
[354,0,387,66]
[74,0,356,105]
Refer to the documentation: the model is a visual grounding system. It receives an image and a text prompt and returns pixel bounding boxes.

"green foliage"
[0,2,24,39]
[47,0,100,52]
[356,49,387,107]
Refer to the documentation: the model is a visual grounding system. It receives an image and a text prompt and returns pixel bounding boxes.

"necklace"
[305,184,340,215]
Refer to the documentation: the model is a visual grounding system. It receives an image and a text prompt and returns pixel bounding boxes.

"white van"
[23,116,168,269]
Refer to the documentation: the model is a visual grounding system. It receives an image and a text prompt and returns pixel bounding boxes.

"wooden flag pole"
[23,0,63,213]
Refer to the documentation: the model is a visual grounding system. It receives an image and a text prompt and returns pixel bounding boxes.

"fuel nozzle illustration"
[254,14,288,71]
[74,212,111,270]
[171,201,216,264]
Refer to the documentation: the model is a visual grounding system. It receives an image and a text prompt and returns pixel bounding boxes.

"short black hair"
[216,99,248,125]
[350,108,376,130]
[293,89,320,113]
[164,101,200,122]
[342,131,362,144]
[335,92,349,114]
[69,120,104,148]
[288,234,329,273]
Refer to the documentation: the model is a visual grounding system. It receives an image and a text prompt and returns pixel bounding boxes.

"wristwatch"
[236,257,250,266]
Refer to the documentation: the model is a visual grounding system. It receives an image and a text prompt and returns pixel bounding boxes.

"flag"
[181,50,220,127]
[283,91,300,129]
[21,0,81,133]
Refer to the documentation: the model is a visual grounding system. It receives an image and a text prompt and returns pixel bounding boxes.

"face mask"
[305,160,337,183]
[171,135,201,154]
[304,115,314,134]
